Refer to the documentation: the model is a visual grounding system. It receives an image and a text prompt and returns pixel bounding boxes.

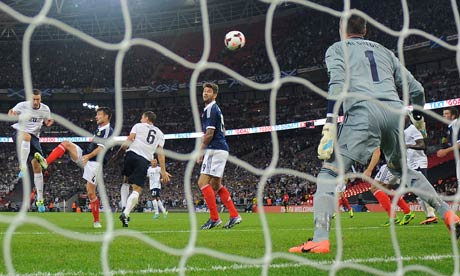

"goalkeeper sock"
[46,143,66,165]
[217,186,239,218]
[312,168,337,242]
[373,190,394,218]
[201,184,219,221]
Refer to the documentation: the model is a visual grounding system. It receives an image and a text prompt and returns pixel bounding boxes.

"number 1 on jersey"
[365,50,380,82]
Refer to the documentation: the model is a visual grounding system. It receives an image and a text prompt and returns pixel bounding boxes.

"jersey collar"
[449,118,458,128]
[98,123,111,131]
[203,101,216,112]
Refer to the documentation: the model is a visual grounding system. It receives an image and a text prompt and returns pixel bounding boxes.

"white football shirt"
[126,122,165,162]
[11,101,51,137]
[404,124,428,169]
[147,166,162,190]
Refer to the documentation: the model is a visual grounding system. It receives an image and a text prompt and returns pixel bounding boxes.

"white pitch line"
[0,254,455,276]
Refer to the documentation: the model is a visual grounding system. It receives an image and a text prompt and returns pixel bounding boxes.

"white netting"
[0,0,460,275]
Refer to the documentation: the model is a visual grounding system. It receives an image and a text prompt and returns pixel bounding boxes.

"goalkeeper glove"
[409,110,427,138]
[318,122,336,160]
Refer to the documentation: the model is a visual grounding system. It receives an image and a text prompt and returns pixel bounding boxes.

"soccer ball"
[224,31,246,50]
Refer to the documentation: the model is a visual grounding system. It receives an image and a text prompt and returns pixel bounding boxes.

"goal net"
[0,0,459,275]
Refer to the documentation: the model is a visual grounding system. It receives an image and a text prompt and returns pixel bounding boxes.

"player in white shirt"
[147,158,167,219]
[404,119,437,224]
[113,111,170,227]
[8,89,54,212]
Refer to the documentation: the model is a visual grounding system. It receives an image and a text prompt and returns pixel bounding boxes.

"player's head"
[443,107,458,120]
[95,106,112,126]
[203,82,219,104]
[341,14,367,39]
[32,89,42,109]
[141,111,156,124]
[151,158,158,167]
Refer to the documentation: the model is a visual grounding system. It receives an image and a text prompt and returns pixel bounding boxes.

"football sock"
[120,183,129,208]
[152,199,159,214]
[46,143,66,165]
[373,190,394,218]
[20,141,30,170]
[157,199,166,214]
[396,196,411,214]
[34,173,44,201]
[201,184,219,221]
[124,191,139,217]
[313,167,340,242]
[341,196,351,211]
[217,186,239,217]
[90,197,100,222]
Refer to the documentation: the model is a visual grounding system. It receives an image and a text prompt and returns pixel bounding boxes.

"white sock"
[120,183,129,209]
[34,173,44,201]
[20,141,30,169]
[158,200,166,214]
[124,191,139,216]
[152,199,159,214]
[425,202,436,217]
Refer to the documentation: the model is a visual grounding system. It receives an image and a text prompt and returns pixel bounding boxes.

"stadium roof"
[0,0,297,41]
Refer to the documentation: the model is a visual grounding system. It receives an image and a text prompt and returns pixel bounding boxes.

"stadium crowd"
[1,0,460,211]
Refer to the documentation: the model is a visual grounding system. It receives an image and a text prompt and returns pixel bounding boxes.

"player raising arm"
[8,89,54,212]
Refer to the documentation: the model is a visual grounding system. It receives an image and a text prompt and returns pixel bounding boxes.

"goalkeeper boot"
[36,200,45,213]
[289,238,330,254]
[34,152,48,170]
[223,215,242,229]
[382,217,400,226]
[349,209,354,218]
[420,216,438,225]
[200,218,222,230]
[443,210,460,239]
[119,213,129,227]
[399,211,416,225]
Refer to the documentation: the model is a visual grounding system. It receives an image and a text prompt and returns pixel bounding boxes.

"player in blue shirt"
[197,82,242,229]
[437,107,460,184]
[290,14,460,254]
[35,107,113,228]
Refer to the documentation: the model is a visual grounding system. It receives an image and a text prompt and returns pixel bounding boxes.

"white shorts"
[74,146,99,185]
[200,149,228,178]
[374,164,398,185]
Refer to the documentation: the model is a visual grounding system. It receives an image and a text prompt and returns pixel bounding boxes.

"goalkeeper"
[290,14,460,254]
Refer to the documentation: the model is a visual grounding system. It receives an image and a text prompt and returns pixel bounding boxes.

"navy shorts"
[12,131,43,162]
[122,151,150,187]
[151,188,161,197]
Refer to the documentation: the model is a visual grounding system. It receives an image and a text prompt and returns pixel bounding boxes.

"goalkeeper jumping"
[290,14,460,254]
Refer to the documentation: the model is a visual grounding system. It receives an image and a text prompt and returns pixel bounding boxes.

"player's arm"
[197,128,215,164]
[8,108,18,116]
[363,147,381,178]
[407,138,425,151]
[437,142,460,157]
[318,45,344,160]
[112,132,135,160]
[156,145,170,184]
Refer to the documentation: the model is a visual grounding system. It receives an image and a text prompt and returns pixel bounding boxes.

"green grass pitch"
[0,211,458,275]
